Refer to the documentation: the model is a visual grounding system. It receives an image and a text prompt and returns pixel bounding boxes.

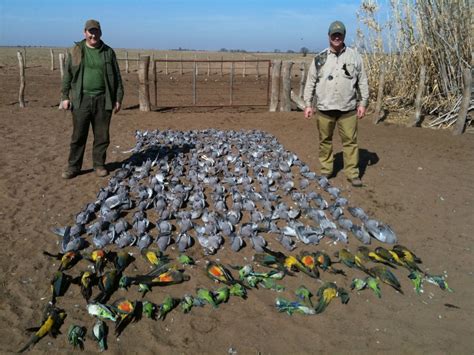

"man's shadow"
[334,148,379,178]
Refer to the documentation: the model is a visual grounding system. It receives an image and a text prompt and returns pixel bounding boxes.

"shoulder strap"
[314,50,328,73]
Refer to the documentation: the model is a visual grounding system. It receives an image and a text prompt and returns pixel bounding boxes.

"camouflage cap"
[328,21,346,36]
[85,19,101,31]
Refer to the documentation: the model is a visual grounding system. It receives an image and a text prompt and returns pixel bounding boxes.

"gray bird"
[115,231,137,248]
[176,233,193,252]
[350,225,371,244]
[137,233,153,251]
[156,233,172,252]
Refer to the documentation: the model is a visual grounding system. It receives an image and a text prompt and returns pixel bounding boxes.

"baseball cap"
[328,21,346,36]
[85,19,101,31]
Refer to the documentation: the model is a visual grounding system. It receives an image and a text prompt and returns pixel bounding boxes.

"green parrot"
[67,325,86,350]
[43,250,81,271]
[295,285,313,307]
[259,278,285,292]
[408,270,424,294]
[94,269,120,303]
[275,297,315,315]
[158,296,179,320]
[50,271,70,304]
[368,265,403,294]
[366,276,382,298]
[142,301,157,319]
[374,246,403,266]
[350,277,367,291]
[337,287,350,304]
[92,319,108,352]
[313,251,346,275]
[18,304,67,353]
[196,288,218,308]
[424,274,453,292]
[229,283,248,299]
[357,246,397,268]
[213,286,230,305]
[177,254,195,265]
[315,283,338,314]
[180,294,195,313]
[114,251,134,273]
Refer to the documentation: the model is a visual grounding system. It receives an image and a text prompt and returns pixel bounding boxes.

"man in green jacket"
[61,19,124,179]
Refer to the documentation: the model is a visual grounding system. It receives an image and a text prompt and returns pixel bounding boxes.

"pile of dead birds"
[19,129,453,352]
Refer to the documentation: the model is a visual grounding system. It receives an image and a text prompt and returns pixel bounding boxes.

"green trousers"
[316,110,359,179]
[68,94,112,171]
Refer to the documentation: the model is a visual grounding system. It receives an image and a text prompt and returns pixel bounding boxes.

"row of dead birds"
[20,241,452,352]
[52,129,398,264]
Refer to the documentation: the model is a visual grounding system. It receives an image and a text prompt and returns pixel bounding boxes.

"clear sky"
[1,0,370,52]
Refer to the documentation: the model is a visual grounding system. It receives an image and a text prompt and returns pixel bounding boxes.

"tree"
[300,47,309,57]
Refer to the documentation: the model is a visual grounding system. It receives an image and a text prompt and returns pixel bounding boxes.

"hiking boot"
[95,167,108,177]
[348,177,363,187]
[61,169,79,179]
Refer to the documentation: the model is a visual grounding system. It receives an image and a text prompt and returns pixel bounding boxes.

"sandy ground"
[0,66,473,354]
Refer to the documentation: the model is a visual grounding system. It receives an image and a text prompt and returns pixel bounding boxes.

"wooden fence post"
[50,49,54,71]
[280,61,294,112]
[230,61,234,105]
[374,64,386,124]
[180,54,183,75]
[243,56,246,77]
[17,51,26,108]
[453,67,472,135]
[299,61,306,99]
[139,55,151,111]
[192,61,197,105]
[125,51,129,73]
[221,56,224,76]
[137,53,140,71]
[59,53,65,79]
[58,53,65,109]
[256,59,260,78]
[269,60,282,112]
[154,60,157,107]
[165,54,169,75]
[411,65,426,127]
[194,54,198,75]
[151,52,155,75]
[23,47,27,68]
[207,56,210,76]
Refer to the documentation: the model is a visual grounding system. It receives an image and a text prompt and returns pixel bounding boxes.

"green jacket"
[61,39,124,110]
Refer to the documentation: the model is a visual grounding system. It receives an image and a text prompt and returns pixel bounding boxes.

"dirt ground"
[0,65,473,354]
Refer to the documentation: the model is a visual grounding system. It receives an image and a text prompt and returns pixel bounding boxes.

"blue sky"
[1,0,375,52]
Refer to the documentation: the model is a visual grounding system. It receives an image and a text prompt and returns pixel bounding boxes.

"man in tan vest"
[303,21,369,187]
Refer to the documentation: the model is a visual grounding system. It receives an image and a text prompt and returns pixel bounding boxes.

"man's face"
[84,28,102,48]
[329,32,345,50]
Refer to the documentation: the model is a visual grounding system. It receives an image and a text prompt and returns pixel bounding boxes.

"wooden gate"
[152,59,271,108]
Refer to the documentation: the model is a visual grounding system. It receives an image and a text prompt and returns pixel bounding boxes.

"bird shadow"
[333,148,379,178]
[104,142,195,179]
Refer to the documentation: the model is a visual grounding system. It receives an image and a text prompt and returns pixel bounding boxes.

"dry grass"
[356,0,472,129]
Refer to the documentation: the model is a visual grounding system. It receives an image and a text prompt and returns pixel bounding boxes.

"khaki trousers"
[316,110,359,179]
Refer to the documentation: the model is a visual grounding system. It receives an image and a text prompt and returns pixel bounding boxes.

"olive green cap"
[328,21,346,36]
[85,19,101,31]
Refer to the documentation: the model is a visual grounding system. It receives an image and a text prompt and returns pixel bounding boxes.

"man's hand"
[357,106,366,119]
[61,100,71,110]
[114,102,121,114]
[304,107,314,119]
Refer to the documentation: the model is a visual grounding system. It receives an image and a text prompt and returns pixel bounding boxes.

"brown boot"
[95,167,108,177]
[61,169,79,179]
[348,177,363,187]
